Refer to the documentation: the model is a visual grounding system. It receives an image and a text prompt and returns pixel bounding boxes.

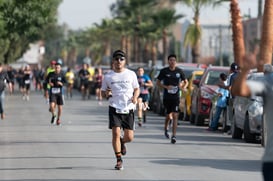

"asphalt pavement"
[0,89,264,181]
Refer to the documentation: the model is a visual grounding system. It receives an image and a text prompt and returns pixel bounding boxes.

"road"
[0,90,264,181]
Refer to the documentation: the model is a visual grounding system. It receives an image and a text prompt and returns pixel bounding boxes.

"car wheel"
[231,114,243,139]
[243,113,256,143]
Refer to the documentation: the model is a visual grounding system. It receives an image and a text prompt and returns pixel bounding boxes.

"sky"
[58,0,263,30]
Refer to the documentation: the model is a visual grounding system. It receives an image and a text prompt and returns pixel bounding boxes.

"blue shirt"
[216,87,229,108]
[137,74,151,94]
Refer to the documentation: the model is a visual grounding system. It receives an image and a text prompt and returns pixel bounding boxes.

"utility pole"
[219,25,223,66]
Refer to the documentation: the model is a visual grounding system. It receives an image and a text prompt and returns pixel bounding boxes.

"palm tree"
[176,0,217,63]
[111,0,157,63]
[152,8,183,65]
[111,17,134,64]
[214,0,245,66]
[258,0,273,71]
[230,0,245,67]
[92,18,119,65]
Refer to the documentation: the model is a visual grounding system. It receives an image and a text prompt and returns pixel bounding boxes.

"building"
[179,20,233,65]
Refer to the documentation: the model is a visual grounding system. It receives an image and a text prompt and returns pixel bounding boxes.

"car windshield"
[193,74,202,81]
[180,67,203,79]
[204,70,222,85]
[183,69,194,79]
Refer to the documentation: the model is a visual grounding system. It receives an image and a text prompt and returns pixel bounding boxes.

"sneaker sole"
[115,166,124,170]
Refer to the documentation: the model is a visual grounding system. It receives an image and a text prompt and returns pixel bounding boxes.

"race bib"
[52,88,61,94]
[25,80,30,84]
[116,109,129,114]
[168,86,178,94]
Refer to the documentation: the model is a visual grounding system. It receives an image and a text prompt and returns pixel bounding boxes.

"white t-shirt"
[247,73,273,162]
[101,69,139,111]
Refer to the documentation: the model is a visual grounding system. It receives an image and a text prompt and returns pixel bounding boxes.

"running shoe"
[143,104,150,111]
[138,121,142,127]
[171,136,176,144]
[120,138,126,155]
[51,115,56,124]
[164,130,170,139]
[115,158,124,170]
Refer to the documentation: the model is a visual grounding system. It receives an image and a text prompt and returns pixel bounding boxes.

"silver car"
[231,72,264,143]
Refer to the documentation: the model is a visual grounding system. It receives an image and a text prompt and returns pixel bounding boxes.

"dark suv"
[190,66,229,126]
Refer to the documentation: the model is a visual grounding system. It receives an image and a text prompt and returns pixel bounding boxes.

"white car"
[231,72,264,143]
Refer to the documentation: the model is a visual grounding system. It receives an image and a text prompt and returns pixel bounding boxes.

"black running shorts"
[108,106,135,130]
[163,98,180,114]
[49,93,64,105]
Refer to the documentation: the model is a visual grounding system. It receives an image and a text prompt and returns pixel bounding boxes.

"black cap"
[230,62,239,71]
[112,50,125,58]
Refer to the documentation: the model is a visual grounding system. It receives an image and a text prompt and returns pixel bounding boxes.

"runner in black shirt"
[46,63,66,125]
[156,54,188,144]
[78,63,90,100]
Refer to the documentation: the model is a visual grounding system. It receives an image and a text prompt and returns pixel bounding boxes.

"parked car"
[148,65,164,114]
[150,64,205,115]
[190,66,229,126]
[231,72,264,143]
[261,113,266,147]
[179,70,204,121]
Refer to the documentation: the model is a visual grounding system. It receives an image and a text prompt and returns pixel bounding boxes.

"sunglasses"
[114,57,125,61]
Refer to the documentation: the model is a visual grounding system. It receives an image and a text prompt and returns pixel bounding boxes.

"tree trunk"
[126,36,131,65]
[121,35,126,52]
[230,0,245,67]
[151,40,157,66]
[104,40,111,57]
[258,0,273,71]
[191,45,200,63]
[133,34,139,63]
[68,47,77,68]
[163,29,168,66]
[192,11,201,64]
[144,40,150,64]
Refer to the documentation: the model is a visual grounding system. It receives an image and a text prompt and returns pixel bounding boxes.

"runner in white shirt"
[101,50,140,170]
